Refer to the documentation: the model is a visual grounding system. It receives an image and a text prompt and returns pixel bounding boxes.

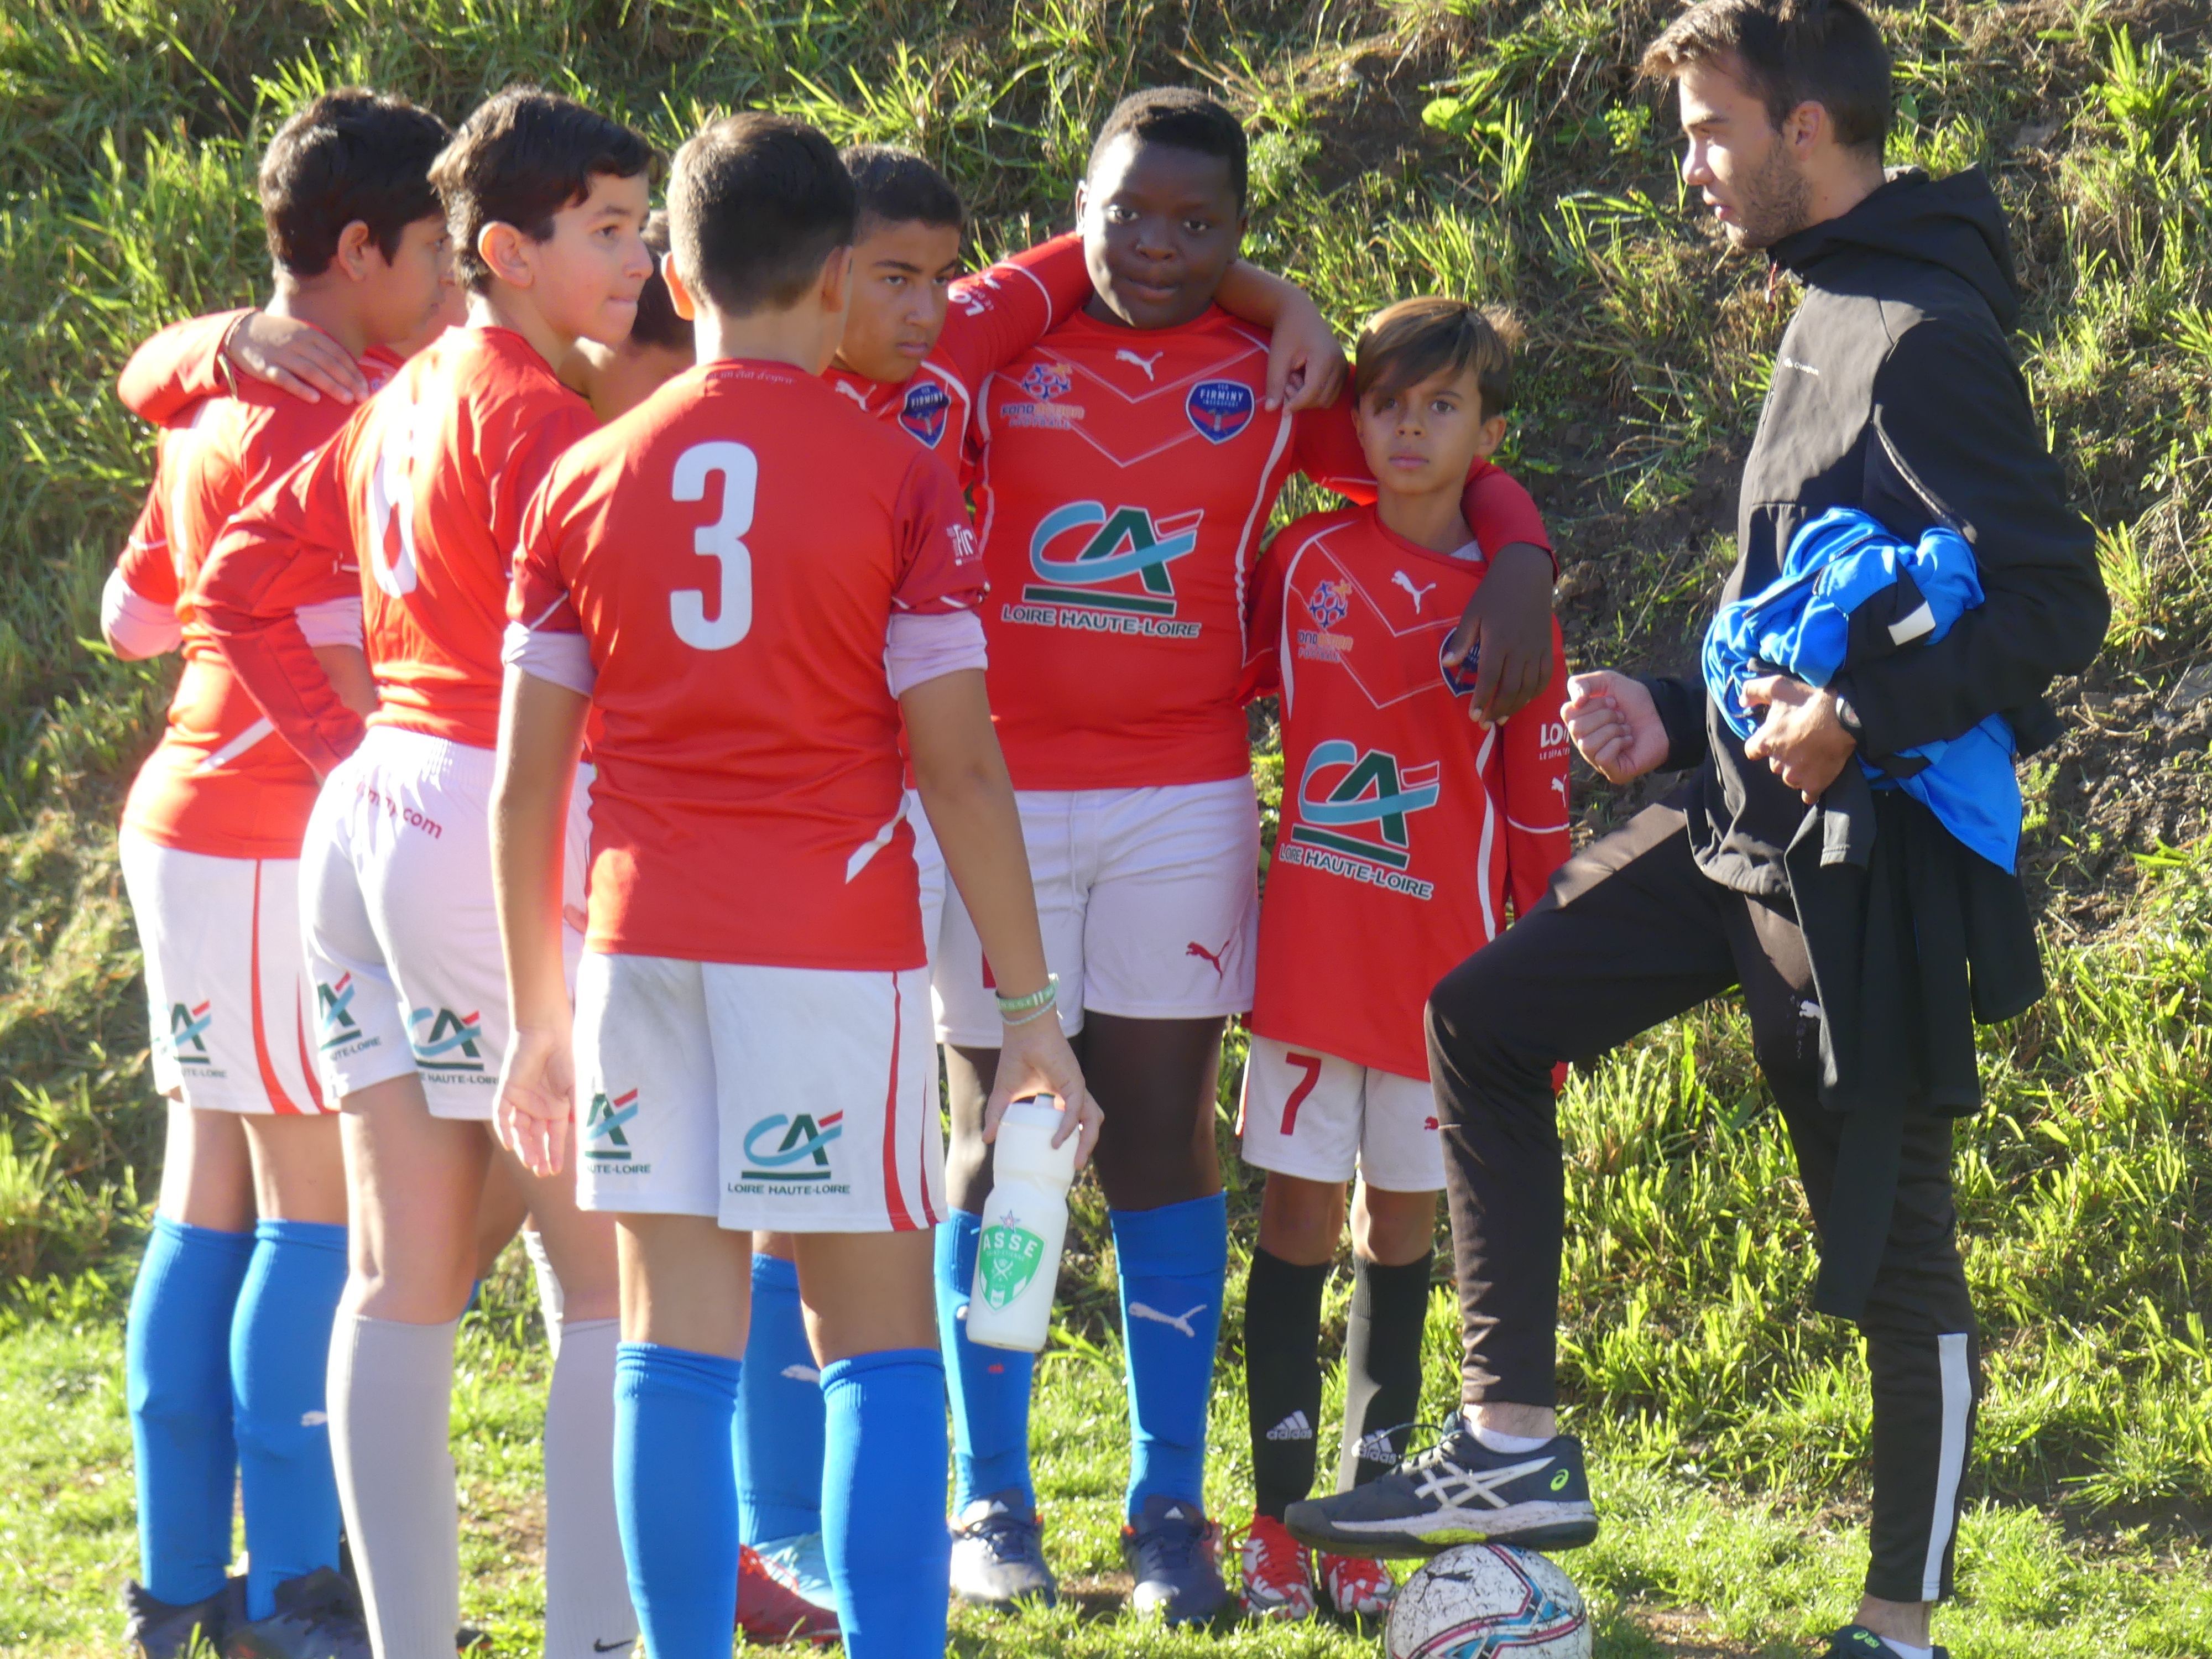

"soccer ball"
[1385,1544,1591,1659]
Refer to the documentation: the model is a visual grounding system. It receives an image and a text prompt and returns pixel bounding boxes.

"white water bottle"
[964,1097,1081,1353]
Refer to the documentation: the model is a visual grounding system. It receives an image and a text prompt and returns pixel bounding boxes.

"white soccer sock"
[542,1317,638,1658]
[523,1228,565,1361]
[328,1313,461,1659]
[1468,1420,1550,1455]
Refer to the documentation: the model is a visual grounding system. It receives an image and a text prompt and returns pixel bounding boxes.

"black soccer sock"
[1337,1249,1434,1491]
[1243,1246,1329,1521]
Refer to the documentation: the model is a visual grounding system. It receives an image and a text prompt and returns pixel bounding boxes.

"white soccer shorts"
[118,832,328,1115]
[571,953,945,1233]
[298,726,588,1120]
[1237,1036,1443,1192]
[933,777,1260,1047]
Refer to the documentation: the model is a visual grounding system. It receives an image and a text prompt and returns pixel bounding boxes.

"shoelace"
[1133,1515,1206,1572]
[972,1509,1042,1564]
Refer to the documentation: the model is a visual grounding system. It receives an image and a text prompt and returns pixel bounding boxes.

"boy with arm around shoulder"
[1236,299,1571,1622]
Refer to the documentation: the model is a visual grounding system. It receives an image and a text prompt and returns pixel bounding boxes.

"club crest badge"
[1305,580,1350,628]
[898,379,950,446]
[1020,361,1073,402]
[1186,378,1254,442]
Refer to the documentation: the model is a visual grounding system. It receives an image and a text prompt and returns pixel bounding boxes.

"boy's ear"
[820,244,854,313]
[331,220,378,282]
[662,252,698,323]
[478,221,534,289]
[1473,411,1509,461]
[1072,178,1089,225]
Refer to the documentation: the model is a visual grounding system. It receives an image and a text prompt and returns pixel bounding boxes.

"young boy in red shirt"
[196,87,655,1659]
[103,87,451,1659]
[1235,299,1569,1622]
[489,112,1098,1659]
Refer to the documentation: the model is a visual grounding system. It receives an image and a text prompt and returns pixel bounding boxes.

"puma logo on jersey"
[1392,571,1438,611]
[1266,1410,1314,1442]
[1128,1301,1206,1338]
[1116,348,1165,379]
[1185,936,1232,979]
[833,380,871,409]
[1551,776,1569,802]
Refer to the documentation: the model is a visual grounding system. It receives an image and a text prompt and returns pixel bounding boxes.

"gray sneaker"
[1286,1412,1598,1557]
[122,1578,241,1659]
[1121,1494,1228,1625]
[948,1490,1057,1608]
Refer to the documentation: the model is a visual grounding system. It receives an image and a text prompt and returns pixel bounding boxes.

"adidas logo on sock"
[1354,1430,1396,1463]
[1266,1410,1314,1442]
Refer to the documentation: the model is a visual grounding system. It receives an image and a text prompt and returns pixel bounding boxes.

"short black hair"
[1087,87,1248,210]
[629,209,692,351]
[842,144,964,234]
[1641,0,1892,159]
[258,89,451,278]
[430,86,656,291]
[1355,297,1524,419]
[668,113,855,316]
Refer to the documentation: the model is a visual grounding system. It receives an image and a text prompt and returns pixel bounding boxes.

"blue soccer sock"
[935,1212,1036,1512]
[822,1349,950,1659]
[614,1343,740,1655]
[126,1214,254,1605]
[1110,1194,1228,1518]
[735,1253,825,1545]
[231,1218,349,1620]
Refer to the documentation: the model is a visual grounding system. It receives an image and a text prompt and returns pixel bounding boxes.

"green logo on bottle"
[977,1220,1046,1312]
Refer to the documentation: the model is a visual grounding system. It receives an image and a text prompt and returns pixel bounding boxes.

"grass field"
[4,1,2211,1653]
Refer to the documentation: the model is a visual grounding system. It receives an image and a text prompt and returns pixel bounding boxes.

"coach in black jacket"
[1283,6,2104,1657]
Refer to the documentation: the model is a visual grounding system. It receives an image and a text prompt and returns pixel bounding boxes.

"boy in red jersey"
[936,88,1562,1619]
[1234,300,1569,1622]
[489,113,1098,1659]
[102,89,450,1659]
[197,88,655,1659]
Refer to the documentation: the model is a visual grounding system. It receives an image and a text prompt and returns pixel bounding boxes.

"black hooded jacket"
[1646,167,2108,888]
[1634,169,2107,1319]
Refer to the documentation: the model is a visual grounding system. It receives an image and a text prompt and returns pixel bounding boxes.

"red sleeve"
[118,481,179,606]
[195,435,368,775]
[118,311,248,427]
[1238,532,1289,702]
[1497,623,1572,921]
[890,453,988,615]
[1463,465,1552,561]
[508,473,582,635]
[934,233,1092,389]
[487,398,598,577]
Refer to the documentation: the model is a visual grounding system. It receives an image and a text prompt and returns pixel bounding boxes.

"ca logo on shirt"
[1010,502,1205,638]
[898,379,950,447]
[1279,740,1442,899]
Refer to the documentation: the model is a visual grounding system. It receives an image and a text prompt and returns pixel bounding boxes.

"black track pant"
[1426,805,1980,1604]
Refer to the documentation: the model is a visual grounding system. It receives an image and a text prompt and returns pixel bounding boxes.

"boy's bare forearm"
[492,669,588,1025]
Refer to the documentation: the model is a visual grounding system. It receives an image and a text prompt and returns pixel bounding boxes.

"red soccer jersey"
[509,359,985,969]
[116,358,392,858]
[820,233,1092,481]
[968,306,1554,790]
[1244,500,1571,1079]
[202,327,596,766]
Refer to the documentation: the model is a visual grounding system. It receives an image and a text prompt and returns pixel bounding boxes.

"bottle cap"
[1001,1095,1068,1135]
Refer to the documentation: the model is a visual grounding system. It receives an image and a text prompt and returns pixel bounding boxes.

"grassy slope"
[3,0,2211,1652]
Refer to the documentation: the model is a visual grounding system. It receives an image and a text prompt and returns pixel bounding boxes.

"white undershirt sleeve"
[885,609,988,697]
[501,620,597,697]
[293,596,364,651]
[101,568,183,660]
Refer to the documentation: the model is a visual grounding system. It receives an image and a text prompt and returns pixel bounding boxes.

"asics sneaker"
[1121,1493,1228,1625]
[1318,1551,1396,1619]
[753,1531,839,1628]
[1235,1514,1316,1621]
[737,1542,840,1645]
[123,1578,241,1659]
[1825,1626,1948,1659]
[222,1568,371,1659]
[948,1490,1058,1608]
[1285,1412,1598,1556]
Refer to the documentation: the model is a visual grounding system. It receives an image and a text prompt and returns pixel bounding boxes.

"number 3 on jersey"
[671,441,755,650]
